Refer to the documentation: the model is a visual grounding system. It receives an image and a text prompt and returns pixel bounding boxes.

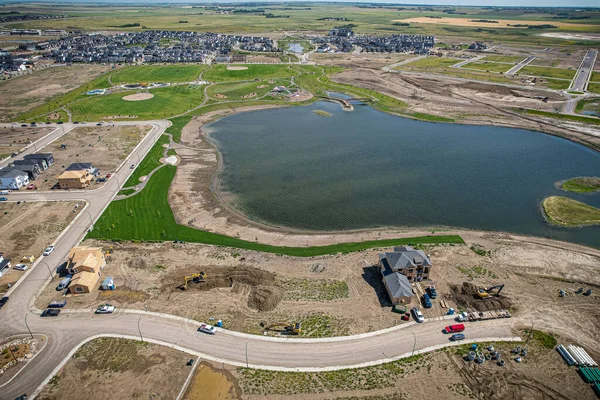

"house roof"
[66,162,92,171]
[68,246,104,271]
[58,170,86,179]
[69,270,99,289]
[102,276,113,285]
[0,167,28,179]
[0,258,10,270]
[380,246,432,271]
[23,153,52,159]
[383,270,413,299]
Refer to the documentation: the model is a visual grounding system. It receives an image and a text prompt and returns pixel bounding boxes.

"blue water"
[207,100,600,248]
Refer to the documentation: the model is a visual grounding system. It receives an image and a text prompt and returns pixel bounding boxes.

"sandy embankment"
[122,93,154,101]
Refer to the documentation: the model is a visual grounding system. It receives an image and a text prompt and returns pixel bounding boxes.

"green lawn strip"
[124,134,170,187]
[118,189,136,196]
[590,71,600,82]
[409,112,455,123]
[88,166,463,256]
[561,177,600,193]
[463,61,511,74]
[204,64,295,82]
[110,65,207,84]
[166,149,177,157]
[518,65,577,80]
[588,83,600,94]
[481,55,523,64]
[16,72,112,121]
[515,108,600,125]
[68,85,204,121]
[166,115,193,143]
[542,196,600,227]
[542,78,571,90]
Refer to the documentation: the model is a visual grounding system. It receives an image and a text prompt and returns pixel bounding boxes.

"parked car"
[198,323,216,335]
[130,164,135,169]
[421,293,432,308]
[426,286,437,299]
[48,300,67,308]
[445,324,465,334]
[411,307,424,323]
[451,333,466,341]
[14,394,28,400]
[14,264,28,271]
[43,245,55,256]
[456,311,469,322]
[41,309,60,317]
[26,184,37,190]
[96,123,103,126]
[186,359,194,366]
[0,197,7,202]
[21,124,28,127]
[0,190,11,195]
[95,304,115,314]
[0,296,9,309]
[57,121,63,124]
[401,312,411,321]
[56,275,72,291]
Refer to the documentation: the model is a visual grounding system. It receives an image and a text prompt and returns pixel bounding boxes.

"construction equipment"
[180,272,207,290]
[559,289,567,297]
[104,246,113,257]
[584,289,593,296]
[261,322,301,335]
[476,284,505,299]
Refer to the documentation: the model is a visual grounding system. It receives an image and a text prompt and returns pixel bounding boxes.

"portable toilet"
[101,276,115,291]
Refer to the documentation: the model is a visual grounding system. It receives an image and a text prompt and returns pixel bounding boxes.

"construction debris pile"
[451,282,512,311]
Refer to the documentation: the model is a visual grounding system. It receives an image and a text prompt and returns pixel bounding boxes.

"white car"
[14,264,28,271]
[43,246,55,256]
[198,323,216,335]
[411,307,425,323]
[95,304,115,314]
[456,311,469,322]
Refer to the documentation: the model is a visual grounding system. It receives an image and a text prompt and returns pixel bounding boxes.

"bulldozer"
[476,284,505,299]
[261,322,302,335]
[179,272,207,290]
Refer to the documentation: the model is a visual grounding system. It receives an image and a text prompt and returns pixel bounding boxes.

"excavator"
[476,284,505,299]
[261,322,302,335]
[179,272,207,290]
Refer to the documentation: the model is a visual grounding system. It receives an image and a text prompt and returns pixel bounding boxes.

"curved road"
[0,119,520,399]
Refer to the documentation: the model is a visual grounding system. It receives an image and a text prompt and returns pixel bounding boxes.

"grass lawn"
[590,71,600,82]
[166,115,193,143]
[110,65,207,84]
[587,83,600,94]
[88,166,464,256]
[464,61,511,74]
[518,65,576,80]
[395,57,461,70]
[124,134,170,187]
[561,177,600,193]
[118,189,136,196]
[575,98,600,115]
[207,78,290,100]
[203,64,295,82]
[516,108,600,126]
[542,196,600,227]
[542,78,572,90]
[68,85,204,121]
[481,55,524,64]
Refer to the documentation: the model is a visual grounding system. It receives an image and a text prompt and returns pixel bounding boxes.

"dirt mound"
[226,66,248,71]
[450,282,512,311]
[248,285,282,311]
[168,265,277,292]
[242,92,257,99]
[214,93,227,99]
[122,93,154,101]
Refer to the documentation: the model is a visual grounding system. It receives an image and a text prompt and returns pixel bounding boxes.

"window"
[75,287,84,292]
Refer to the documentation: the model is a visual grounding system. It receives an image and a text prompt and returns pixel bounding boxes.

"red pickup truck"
[445,324,465,333]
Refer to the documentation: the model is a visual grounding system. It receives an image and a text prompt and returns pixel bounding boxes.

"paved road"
[0,124,73,168]
[0,118,521,399]
[450,56,484,69]
[506,56,536,76]
[571,49,598,92]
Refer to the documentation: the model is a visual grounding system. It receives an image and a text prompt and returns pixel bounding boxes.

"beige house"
[67,246,106,294]
[378,246,433,305]
[57,170,91,189]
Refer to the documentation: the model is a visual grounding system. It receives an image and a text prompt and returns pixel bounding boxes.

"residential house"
[57,169,92,189]
[11,160,41,180]
[68,271,99,294]
[66,246,106,294]
[0,167,30,190]
[378,246,433,305]
[66,162,99,177]
[0,255,11,277]
[23,153,54,168]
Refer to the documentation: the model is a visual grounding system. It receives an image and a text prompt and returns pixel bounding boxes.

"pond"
[287,43,304,53]
[206,99,600,248]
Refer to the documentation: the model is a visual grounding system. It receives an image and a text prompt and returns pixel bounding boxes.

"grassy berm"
[542,196,600,227]
[562,177,600,193]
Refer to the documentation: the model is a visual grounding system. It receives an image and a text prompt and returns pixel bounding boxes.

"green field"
[204,64,295,82]
[68,85,204,121]
[481,55,524,64]
[464,61,511,73]
[89,165,464,255]
[542,196,600,227]
[542,78,572,90]
[166,115,194,143]
[207,78,290,100]
[589,83,600,94]
[110,65,207,84]
[590,71,600,82]
[561,177,600,193]
[124,134,170,188]
[575,98,600,115]
[518,65,576,80]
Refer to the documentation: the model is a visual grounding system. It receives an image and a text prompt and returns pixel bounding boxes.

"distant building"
[66,162,99,176]
[0,167,30,190]
[11,160,41,180]
[57,170,92,189]
[329,26,354,37]
[23,153,54,167]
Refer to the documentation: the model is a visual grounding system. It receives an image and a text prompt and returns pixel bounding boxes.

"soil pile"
[451,282,512,311]
[248,285,283,311]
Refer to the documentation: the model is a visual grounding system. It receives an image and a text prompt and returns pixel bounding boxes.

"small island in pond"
[561,177,600,193]
[542,196,600,227]
[313,110,332,117]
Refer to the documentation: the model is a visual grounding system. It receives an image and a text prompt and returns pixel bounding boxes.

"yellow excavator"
[261,322,302,335]
[180,272,207,290]
[476,284,505,299]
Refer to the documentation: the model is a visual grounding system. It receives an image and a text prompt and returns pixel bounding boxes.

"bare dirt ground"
[0,201,81,295]
[184,362,241,400]
[398,17,594,29]
[227,66,249,71]
[122,92,154,101]
[247,55,280,64]
[33,124,150,190]
[37,337,191,400]
[0,126,53,159]
[0,65,110,122]
[311,52,414,69]
[36,234,600,348]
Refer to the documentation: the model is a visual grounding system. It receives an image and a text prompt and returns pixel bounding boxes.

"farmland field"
[110,65,208,84]
[68,85,204,121]
[203,64,295,82]
[518,65,577,80]
[464,61,512,73]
